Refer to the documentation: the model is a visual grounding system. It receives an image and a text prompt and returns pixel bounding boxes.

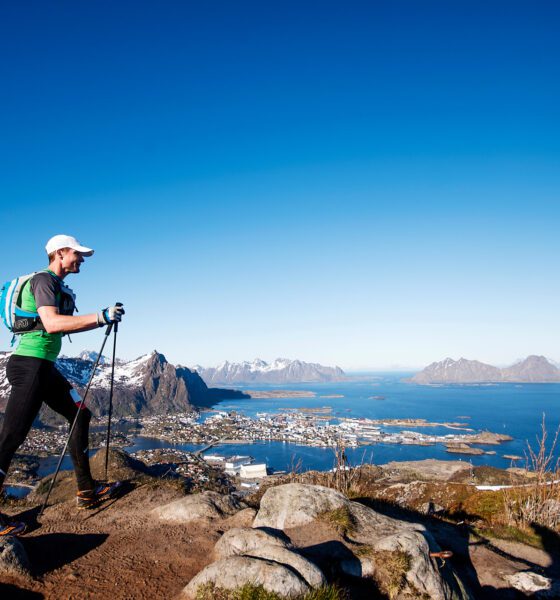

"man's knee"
[75,407,92,427]
[0,427,28,453]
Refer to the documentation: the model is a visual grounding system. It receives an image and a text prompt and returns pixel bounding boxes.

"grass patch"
[318,506,356,536]
[369,550,411,600]
[352,544,375,558]
[449,489,506,524]
[34,476,54,496]
[304,585,348,600]
[472,525,544,550]
[196,583,281,600]
[195,583,347,600]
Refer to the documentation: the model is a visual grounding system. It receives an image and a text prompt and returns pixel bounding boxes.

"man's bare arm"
[37,306,101,334]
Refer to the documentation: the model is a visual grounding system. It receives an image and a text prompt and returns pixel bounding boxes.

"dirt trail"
[1,483,219,599]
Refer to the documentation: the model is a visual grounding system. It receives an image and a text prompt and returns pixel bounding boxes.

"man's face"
[60,248,85,274]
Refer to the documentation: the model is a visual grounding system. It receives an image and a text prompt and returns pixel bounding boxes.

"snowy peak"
[77,350,109,365]
[192,358,346,384]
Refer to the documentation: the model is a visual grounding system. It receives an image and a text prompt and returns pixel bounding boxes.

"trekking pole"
[39,321,114,517]
[104,319,118,481]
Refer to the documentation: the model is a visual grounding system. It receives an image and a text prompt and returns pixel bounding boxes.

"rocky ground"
[0,455,559,599]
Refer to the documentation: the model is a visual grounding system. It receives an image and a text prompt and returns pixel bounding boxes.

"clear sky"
[1,1,559,370]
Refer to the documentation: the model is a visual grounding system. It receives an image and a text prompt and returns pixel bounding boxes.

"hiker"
[0,234,125,536]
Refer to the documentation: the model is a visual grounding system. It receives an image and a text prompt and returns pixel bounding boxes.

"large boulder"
[346,501,424,543]
[253,483,347,529]
[214,527,291,560]
[245,544,326,589]
[182,556,310,599]
[0,535,30,577]
[223,507,257,528]
[152,491,242,523]
[253,484,472,600]
[373,530,461,600]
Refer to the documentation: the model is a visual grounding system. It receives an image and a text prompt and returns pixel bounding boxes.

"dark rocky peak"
[143,350,168,376]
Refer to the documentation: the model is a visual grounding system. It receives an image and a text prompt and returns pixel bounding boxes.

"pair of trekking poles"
[40,305,122,517]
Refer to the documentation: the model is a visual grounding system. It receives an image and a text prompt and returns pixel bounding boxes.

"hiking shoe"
[76,481,122,510]
[0,513,27,536]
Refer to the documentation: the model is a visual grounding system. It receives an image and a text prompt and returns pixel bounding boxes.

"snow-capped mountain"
[0,350,247,419]
[411,355,560,384]
[75,350,110,365]
[192,358,346,384]
[57,352,152,389]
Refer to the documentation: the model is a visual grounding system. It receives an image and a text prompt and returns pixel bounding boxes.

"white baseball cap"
[45,234,94,257]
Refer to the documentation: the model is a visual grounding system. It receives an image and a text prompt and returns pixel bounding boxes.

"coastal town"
[4,408,513,493]
[136,409,512,451]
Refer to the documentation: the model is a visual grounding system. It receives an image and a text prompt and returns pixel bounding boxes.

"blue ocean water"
[129,374,560,472]
[8,374,559,495]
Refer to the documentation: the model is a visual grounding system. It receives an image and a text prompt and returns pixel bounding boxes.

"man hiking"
[0,234,125,536]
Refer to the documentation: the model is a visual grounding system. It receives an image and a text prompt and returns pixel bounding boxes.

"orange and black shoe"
[76,481,122,510]
[0,513,27,536]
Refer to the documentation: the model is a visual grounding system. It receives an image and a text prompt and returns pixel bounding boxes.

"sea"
[6,373,560,497]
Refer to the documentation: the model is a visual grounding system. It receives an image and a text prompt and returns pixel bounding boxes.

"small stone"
[506,572,555,594]
[0,535,30,577]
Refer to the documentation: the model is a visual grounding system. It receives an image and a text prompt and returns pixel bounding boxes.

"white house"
[240,463,268,479]
[224,455,253,475]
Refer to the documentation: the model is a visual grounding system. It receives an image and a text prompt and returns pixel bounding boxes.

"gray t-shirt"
[30,272,59,308]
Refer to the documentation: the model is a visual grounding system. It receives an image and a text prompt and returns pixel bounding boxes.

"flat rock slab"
[182,555,310,599]
[0,535,30,577]
[381,459,472,481]
[152,491,242,523]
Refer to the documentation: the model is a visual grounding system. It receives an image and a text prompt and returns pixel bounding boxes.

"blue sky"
[1,1,559,369]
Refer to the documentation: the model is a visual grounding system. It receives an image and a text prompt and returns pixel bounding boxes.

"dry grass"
[368,550,411,600]
[503,415,560,531]
[318,505,356,537]
[472,524,544,549]
[195,583,348,600]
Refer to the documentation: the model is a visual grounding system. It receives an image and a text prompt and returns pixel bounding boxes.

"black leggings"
[0,354,95,491]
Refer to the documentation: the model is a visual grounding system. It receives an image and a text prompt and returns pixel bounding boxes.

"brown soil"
[1,481,222,599]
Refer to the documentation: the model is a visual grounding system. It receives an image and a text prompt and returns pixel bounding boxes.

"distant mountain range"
[191,358,346,385]
[0,350,247,422]
[411,355,560,384]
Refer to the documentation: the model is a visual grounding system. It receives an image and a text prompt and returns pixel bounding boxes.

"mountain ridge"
[191,357,346,384]
[0,350,247,421]
[411,355,560,384]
